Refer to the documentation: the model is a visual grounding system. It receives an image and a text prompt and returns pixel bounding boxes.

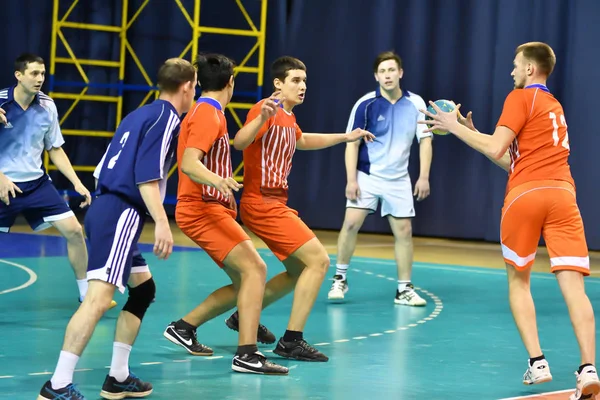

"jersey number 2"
[549,112,570,150]
[107,131,130,169]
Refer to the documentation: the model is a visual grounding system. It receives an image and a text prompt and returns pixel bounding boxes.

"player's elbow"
[232,136,247,151]
[488,146,506,161]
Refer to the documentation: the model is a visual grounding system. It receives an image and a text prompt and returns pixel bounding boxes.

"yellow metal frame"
[47,0,269,184]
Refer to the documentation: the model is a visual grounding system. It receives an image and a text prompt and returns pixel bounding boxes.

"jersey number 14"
[549,112,570,150]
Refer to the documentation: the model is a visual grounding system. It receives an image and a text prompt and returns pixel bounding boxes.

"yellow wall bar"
[59,21,121,32]
[55,58,121,68]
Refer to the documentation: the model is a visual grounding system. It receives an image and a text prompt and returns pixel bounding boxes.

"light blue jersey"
[0,86,64,182]
[347,87,431,180]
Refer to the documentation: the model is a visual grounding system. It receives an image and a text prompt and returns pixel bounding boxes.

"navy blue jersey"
[94,99,180,211]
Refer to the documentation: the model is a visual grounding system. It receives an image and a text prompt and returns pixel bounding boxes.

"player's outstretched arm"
[180,147,241,199]
[233,93,280,150]
[47,147,92,206]
[419,101,515,162]
[138,181,173,260]
[296,128,375,151]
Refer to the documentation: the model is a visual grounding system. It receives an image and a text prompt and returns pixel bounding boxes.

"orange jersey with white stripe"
[177,98,233,207]
[496,85,574,194]
[240,101,303,203]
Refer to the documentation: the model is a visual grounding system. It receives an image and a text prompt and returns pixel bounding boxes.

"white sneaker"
[523,359,552,385]
[570,365,600,400]
[327,275,348,301]
[394,284,427,306]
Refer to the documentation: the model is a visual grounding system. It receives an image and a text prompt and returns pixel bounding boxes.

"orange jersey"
[240,101,303,203]
[177,98,232,207]
[496,86,574,194]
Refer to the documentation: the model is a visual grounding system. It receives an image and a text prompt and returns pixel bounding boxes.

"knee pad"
[123,278,156,321]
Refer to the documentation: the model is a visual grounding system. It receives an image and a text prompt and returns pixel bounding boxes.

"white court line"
[498,389,573,399]
[0,259,38,295]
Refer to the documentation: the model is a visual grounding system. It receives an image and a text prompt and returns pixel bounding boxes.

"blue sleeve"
[346,98,368,132]
[135,105,180,184]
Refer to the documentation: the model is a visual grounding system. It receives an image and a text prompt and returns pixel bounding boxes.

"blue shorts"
[84,193,146,293]
[0,175,74,233]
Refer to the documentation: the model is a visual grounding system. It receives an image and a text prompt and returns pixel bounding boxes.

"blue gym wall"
[2,0,600,249]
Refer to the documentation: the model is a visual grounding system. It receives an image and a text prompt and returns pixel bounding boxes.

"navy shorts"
[84,193,146,293]
[0,175,74,233]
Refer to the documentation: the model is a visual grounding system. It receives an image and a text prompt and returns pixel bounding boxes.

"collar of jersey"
[196,96,222,110]
[524,83,550,93]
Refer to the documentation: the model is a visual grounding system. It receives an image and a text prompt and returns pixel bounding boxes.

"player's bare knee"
[63,221,85,243]
[241,258,267,283]
[343,218,362,233]
[82,284,114,315]
[393,221,412,240]
[309,252,330,276]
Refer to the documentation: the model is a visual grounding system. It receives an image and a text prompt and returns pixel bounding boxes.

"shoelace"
[299,340,318,353]
[330,279,346,291]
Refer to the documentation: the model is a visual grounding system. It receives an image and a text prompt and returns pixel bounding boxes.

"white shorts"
[346,171,415,218]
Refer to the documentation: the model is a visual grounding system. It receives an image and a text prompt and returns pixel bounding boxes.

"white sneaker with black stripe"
[570,365,600,400]
[394,284,427,306]
[232,351,289,375]
[523,359,552,385]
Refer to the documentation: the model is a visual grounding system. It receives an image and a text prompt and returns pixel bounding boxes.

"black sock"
[529,354,545,366]
[231,311,239,321]
[174,319,196,331]
[578,363,594,374]
[236,344,258,356]
[283,330,303,342]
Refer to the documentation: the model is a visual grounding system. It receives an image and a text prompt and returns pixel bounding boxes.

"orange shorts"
[500,180,589,275]
[240,200,316,261]
[175,201,250,268]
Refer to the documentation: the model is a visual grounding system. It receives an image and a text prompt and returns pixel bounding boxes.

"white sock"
[109,342,132,382]
[77,279,88,301]
[50,351,79,390]
[335,264,349,280]
[398,280,411,292]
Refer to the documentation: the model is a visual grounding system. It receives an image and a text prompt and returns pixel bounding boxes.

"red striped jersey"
[177,97,233,207]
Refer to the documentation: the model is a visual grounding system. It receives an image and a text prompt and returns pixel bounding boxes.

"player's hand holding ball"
[419,99,461,135]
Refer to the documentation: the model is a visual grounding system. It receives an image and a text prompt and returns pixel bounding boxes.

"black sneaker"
[163,321,214,356]
[273,337,329,362]
[100,373,152,399]
[232,351,289,375]
[38,381,86,399]
[225,311,276,344]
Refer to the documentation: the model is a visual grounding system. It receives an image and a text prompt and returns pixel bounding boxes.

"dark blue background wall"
[2,0,600,249]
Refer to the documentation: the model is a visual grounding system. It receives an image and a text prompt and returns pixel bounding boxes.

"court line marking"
[2,260,442,381]
[498,389,573,399]
[0,259,38,295]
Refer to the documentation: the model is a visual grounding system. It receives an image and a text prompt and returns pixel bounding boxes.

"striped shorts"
[84,193,146,293]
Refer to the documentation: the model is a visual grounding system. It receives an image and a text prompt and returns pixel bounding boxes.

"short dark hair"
[373,51,402,73]
[515,42,556,77]
[156,58,196,94]
[15,53,45,73]
[194,53,236,92]
[271,56,306,83]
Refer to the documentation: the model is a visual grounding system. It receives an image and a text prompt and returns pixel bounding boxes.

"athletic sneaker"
[225,311,276,344]
[523,359,552,385]
[163,322,214,356]
[37,381,86,400]
[100,373,152,399]
[273,337,328,362]
[394,284,427,306]
[327,275,348,301]
[570,365,600,400]
[232,351,289,375]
